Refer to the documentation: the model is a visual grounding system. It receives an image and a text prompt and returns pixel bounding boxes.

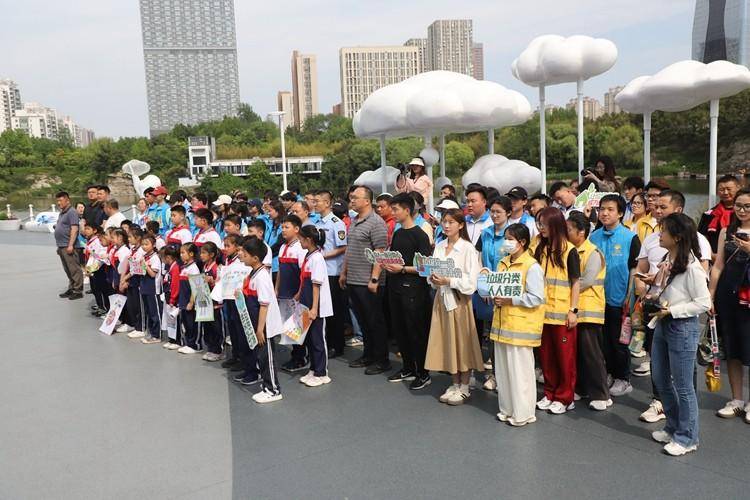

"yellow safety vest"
[490,252,545,347]
[576,239,606,325]
[536,239,575,325]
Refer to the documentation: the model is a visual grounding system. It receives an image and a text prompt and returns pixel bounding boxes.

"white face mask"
[501,239,517,254]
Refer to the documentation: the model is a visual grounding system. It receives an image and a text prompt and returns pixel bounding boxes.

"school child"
[139,234,163,344]
[424,209,484,406]
[194,208,223,250]
[146,220,166,250]
[109,229,134,329]
[275,215,308,372]
[223,215,243,237]
[295,226,334,387]
[247,219,273,268]
[238,237,283,403]
[199,242,224,361]
[176,243,201,354]
[165,205,193,248]
[162,245,182,349]
[121,226,146,339]
[490,224,545,426]
[83,224,111,316]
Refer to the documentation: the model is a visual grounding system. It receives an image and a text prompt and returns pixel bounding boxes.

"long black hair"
[661,213,701,276]
[299,224,326,248]
[504,223,530,250]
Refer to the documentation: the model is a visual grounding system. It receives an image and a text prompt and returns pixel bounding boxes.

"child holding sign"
[177,243,201,354]
[424,209,484,406]
[490,224,545,426]
[239,237,283,403]
[139,235,163,344]
[296,225,334,388]
[199,242,224,361]
[275,215,307,373]
[122,226,146,339]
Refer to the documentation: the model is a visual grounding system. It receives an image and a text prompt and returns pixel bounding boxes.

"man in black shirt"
[381,193,433,390]
[82,184,105,227]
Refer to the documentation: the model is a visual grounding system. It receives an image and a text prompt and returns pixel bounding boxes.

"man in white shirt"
[103,200,126,230]
[464,185,493,245]
[549,181,578,219]
[505,186,538,239]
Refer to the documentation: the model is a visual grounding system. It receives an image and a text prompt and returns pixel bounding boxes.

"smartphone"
[736,233,749,241]
[635,272,650,280]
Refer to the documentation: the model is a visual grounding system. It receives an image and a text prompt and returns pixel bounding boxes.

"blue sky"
[0,0,695,138]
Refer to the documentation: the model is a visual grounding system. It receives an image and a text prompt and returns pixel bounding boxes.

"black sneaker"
[68,292,84,300]
[410,374,432,391]
[281,359,308,373]
[233,371,252,382]
[59,289,72,298]
[365,363,392,375]
[85,289,94,295]
[221,358,240,369]
[240,374,260,385]
[388,370,416,382]
[348,356,373,368]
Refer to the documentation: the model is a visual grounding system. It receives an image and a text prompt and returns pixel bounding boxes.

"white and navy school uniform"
[164,259,181,343]
[109,244,130,291]
[278,239,306,365]
[194,227,223,250]
[178,260,201,349]
[139,251,163,340]
[220,254,257,374]
[299,249,334,376]
[165,225,193,250]
[85,234,111,311]
[243,266,283,395]
[125,245,146,333]
[201,260,224,354]
[316,212,348,355]
[154,235,166,251]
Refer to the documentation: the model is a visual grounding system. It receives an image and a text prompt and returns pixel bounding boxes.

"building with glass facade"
[692,0,749,66]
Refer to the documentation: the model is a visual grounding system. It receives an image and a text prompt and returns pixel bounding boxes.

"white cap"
[436,199,460,210]
[212,194,232,206]
[409,157,425,167]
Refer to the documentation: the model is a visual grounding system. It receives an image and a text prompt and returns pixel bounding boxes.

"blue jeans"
[651,316,700,447]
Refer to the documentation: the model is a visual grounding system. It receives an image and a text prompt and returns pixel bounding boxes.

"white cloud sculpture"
[353,166,401,194]
[462,154,542,195]
[615,60,750,113]
[353,71,532,138]
[512,35,618,86]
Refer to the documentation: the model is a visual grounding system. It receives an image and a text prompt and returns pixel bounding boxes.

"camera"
[641,297,665,321]
[397,162,407,174]
[581,169,600,179]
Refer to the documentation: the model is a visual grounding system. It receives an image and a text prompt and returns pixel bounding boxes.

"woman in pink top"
[396,157,433,205]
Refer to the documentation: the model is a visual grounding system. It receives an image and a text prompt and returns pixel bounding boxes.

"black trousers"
[387,282,431,376]
[305,317,328,376]
[125,286,144,332]
[576,323,610,400]
[348,284,389,365]
[202,309,224,354]
[224,302,258,375]
[141,294,162,340]
[179,308,199,349]
[603,305,630,381]
[326,275,347,354]
[257,337,280,395]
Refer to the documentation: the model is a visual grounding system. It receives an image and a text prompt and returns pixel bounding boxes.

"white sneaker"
[162,342,173,349]
[439,384,459,403]
[304,375,332,387]
[640,399,667,423]
[548,401,567,414]
[127,330,146,339]
[116,324,134,334]
[589,399,613,411]
[299,371,314,384]
[536,396,553,410]
[509,416,537,427]
[166,343,181,351]
[345,337,363,347]
[652,430,672,444]
[483,374,497,391]
[609,379,633,397]
[446,388,470,406]
[202,352,223,362]
[574,393,582,401]
[633,361,651,377]
[141,337,161,344]
[535,368,544,384]
[496,412,510,422]
[252,390,283,404]
[717,399,746,419]
[631,348,647,358]
[663,441,697,456]
[177,346,197,354]
[484,360,493,370]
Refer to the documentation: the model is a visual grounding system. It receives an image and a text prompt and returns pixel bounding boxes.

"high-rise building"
[404,38,430,72]
[339,46,421,118]
[138,0,241,137]
[0,79,22,133]
[291,51,319,129]
[276,91,294,130]
[427,19,473,75]
[566,97,603,120]
[58,115,95,147]
[471,42,484,80]
[332,103,342,116]
[692,0,750,65]
[11,102,59,140]
[604,86,624,114]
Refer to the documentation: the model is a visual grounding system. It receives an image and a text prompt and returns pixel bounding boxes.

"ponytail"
[300,224,326,248]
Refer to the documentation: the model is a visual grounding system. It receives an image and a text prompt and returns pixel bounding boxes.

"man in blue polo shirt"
[589,194,641,398]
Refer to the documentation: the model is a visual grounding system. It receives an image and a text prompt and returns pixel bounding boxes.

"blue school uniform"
[277,240,303,299]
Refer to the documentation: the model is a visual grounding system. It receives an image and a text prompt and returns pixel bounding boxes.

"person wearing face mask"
[490,223,545,426]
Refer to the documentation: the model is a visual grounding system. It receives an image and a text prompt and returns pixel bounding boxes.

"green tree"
[444,141,475,177]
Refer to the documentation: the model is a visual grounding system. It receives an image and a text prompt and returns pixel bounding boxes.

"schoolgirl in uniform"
[109,229,135,331]
[162,245,182,349]
[139,234,163,344]
[83,224,111,316]
[275,215,307,372]
[146,220,166,250]
[296,225,334,387]
[239,237,283,404]
[199,241,224,361]
[122,226,146,339]
[176,242,201,354]
[424,208,484,406]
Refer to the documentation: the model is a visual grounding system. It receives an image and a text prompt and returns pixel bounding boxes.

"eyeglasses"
[631,201,645,207]
[735,203,750,212]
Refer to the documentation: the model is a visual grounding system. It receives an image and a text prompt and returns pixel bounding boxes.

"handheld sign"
[414,253,462,278]
[364,248,405,266]
[234,288,258,349]
[574,184,618,210]
[128,255,147,276]
[188,274,214,322]
[99,294,127,335]
[477,270,524,298]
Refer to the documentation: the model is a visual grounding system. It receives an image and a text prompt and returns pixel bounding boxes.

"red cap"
[152,186,168,196]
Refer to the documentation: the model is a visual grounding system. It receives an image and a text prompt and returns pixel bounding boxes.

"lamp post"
[267,111,288,192]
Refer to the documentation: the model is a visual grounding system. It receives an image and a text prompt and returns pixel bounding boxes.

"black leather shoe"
[68,292,84,300]
[59,290,72,298]
[349,356,373,368]
[221,358,240,369]
[365,363,392,375]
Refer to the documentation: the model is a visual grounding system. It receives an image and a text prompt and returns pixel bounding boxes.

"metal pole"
[643,112,652,184]
[379,135,387,194]
[709,99,720,207]
[539,85,547,194]
[439,134,446,179]
[279,114,288,192]
[488,129,494,155]
[5,204,10,219]
[29,204,34,219]
[51,204,56,213]
[425,134,433,213]
[577,79,584,183]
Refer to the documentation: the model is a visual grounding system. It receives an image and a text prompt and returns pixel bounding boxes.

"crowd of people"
[50,155,750,457]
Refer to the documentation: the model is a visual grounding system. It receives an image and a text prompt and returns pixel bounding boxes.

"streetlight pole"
[268,111,288,192]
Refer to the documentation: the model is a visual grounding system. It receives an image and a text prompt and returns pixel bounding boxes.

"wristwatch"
[370,278,379,284]
[569,307,579,314]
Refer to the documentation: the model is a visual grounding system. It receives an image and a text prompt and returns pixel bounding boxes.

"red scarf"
[708,203,733,232]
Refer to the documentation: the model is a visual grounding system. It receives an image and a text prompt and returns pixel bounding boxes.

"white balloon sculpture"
[122,159,162,197]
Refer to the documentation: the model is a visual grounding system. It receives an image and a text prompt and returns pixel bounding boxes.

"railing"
[4,204,140,225]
